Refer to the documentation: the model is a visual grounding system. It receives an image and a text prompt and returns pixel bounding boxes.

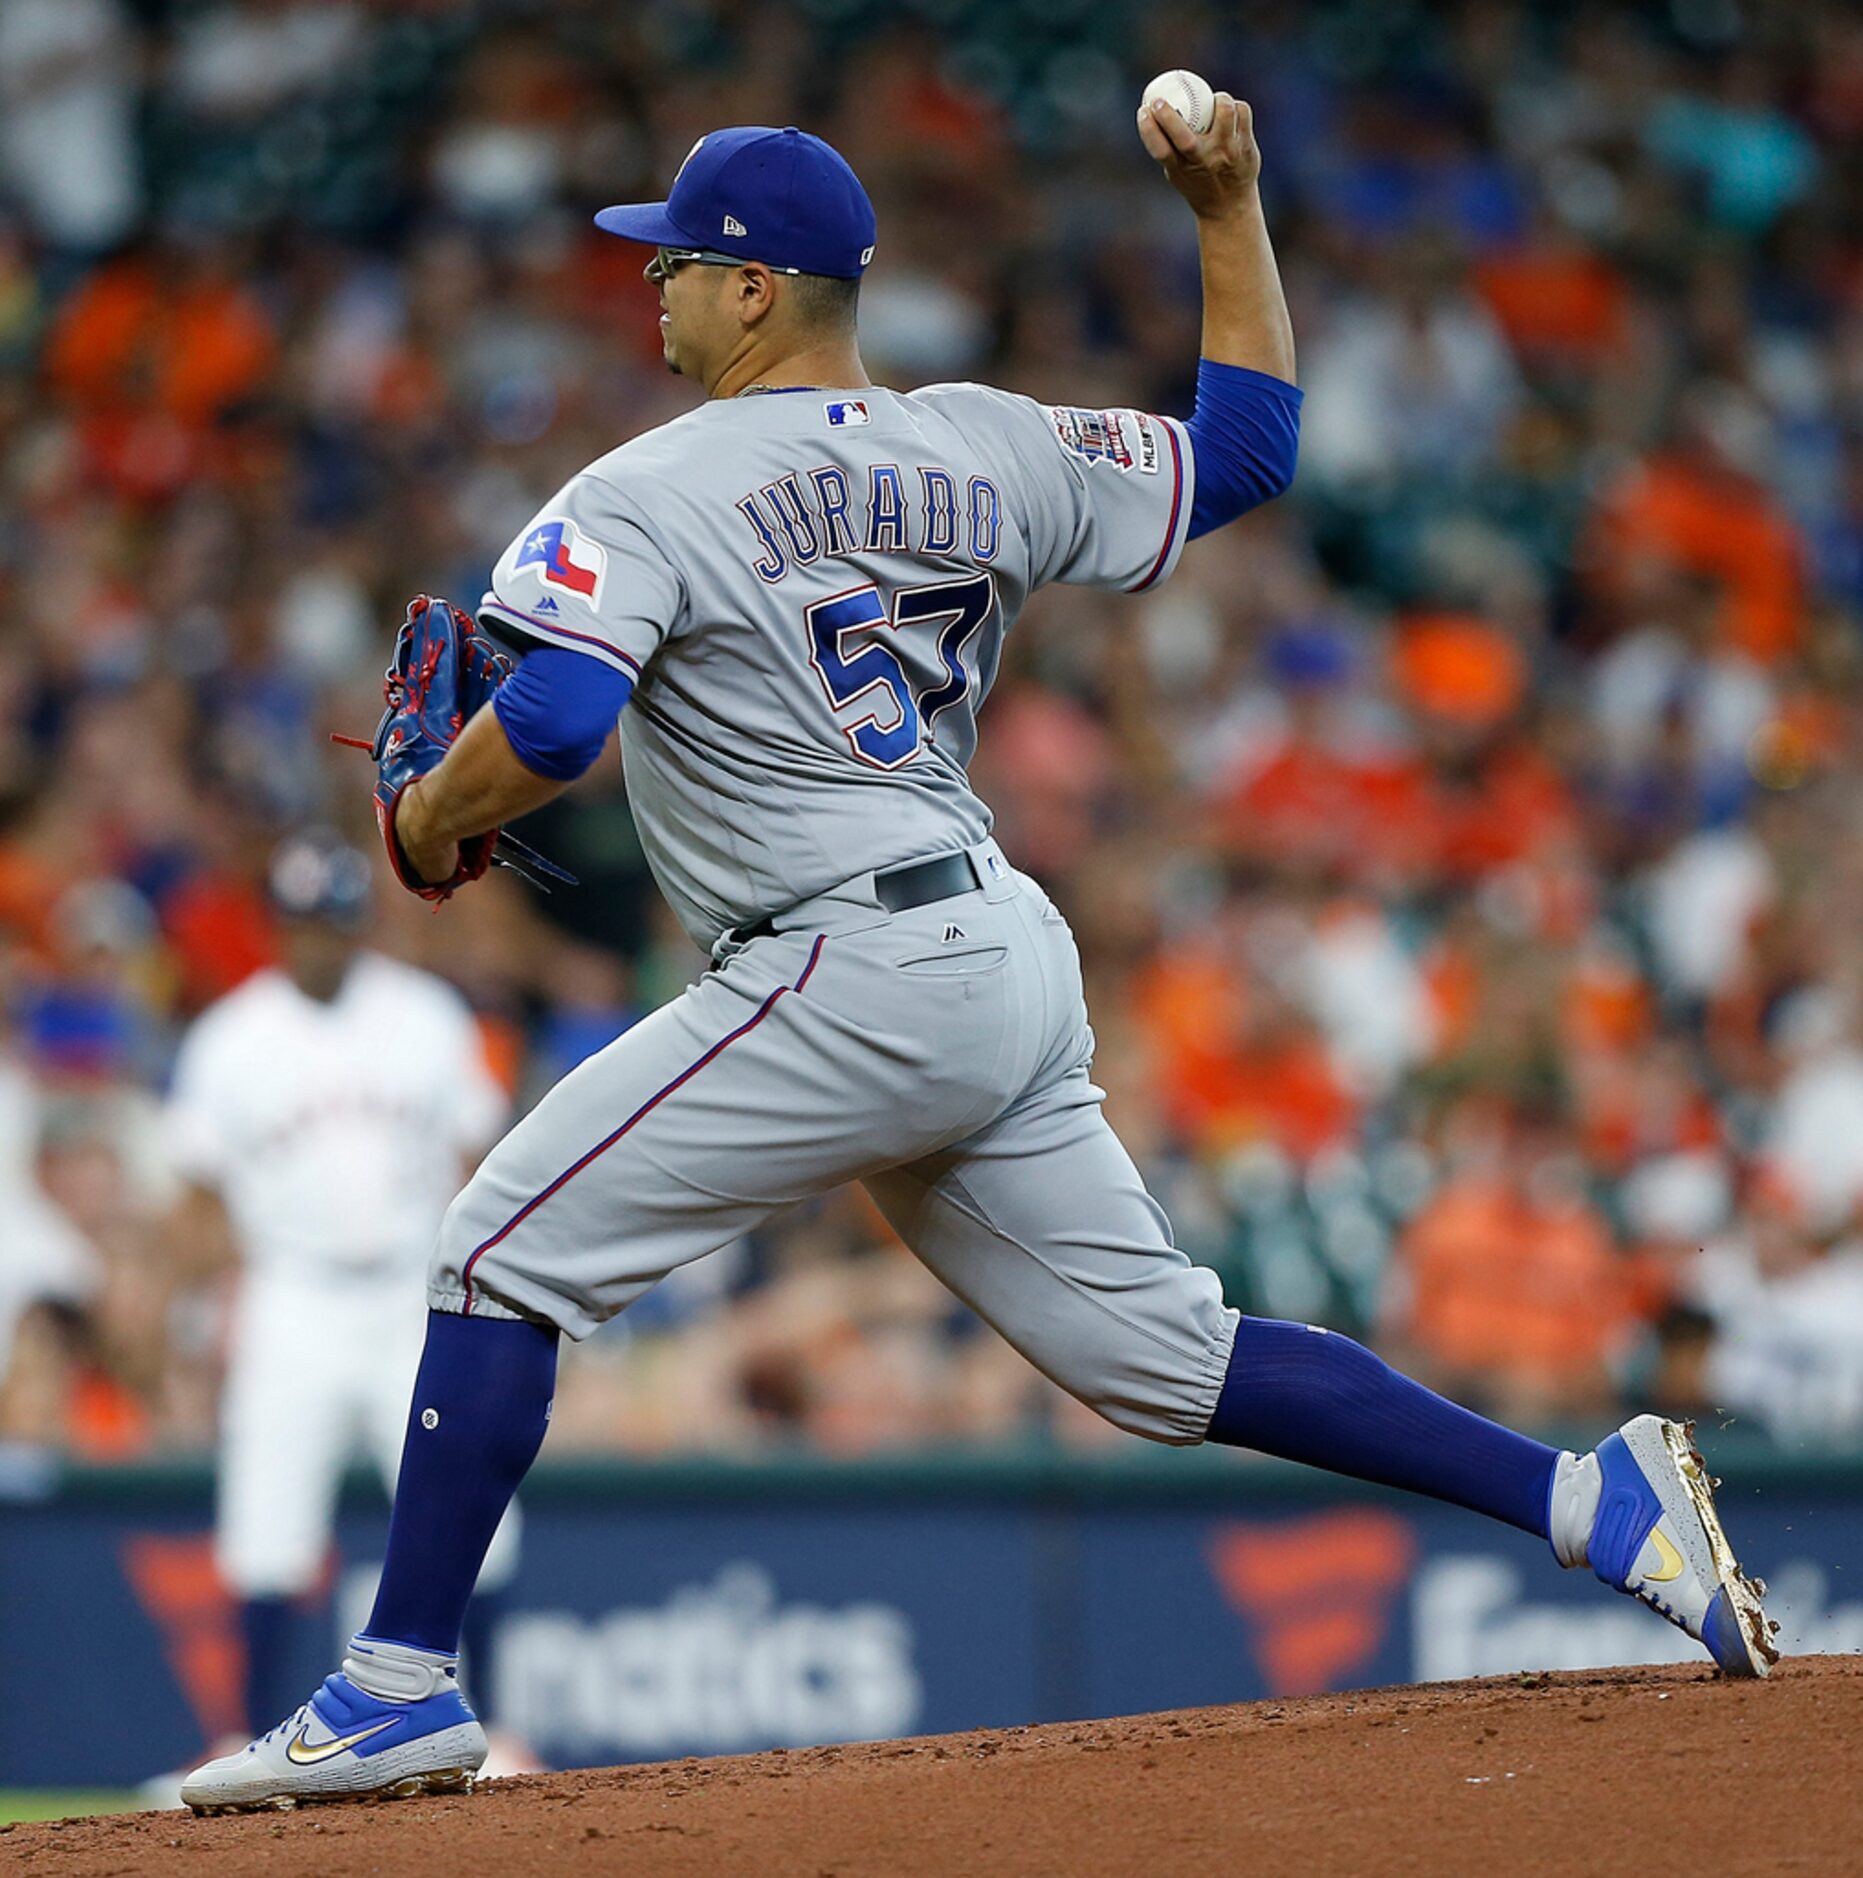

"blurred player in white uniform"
[164,830,519,1739]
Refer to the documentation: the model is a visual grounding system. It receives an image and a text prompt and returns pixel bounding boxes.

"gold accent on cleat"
[1662,1420,1781,1678]
[1645,1527,1687,1584]
[284,1717,402,1765]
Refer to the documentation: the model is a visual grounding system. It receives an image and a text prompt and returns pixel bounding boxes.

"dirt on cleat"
[1665,1421,1782,1677]
[187,1768,474,1818]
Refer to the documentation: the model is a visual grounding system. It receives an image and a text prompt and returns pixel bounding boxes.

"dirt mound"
[8,1655,1856,1877]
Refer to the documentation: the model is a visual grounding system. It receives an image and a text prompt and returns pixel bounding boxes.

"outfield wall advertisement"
[4,1452,1858,1785]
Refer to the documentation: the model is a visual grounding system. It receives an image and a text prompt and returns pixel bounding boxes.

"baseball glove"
[335,594,572,903]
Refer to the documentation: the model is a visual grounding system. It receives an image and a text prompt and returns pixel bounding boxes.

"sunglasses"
[646,246,804,283]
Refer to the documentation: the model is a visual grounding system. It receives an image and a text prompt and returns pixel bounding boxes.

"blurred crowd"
[3,0,1863,1465]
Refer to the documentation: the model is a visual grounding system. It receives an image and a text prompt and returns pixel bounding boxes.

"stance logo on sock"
[421,1409,439,1430]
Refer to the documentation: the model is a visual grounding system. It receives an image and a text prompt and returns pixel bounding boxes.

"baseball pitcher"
[184,96,1775,1813]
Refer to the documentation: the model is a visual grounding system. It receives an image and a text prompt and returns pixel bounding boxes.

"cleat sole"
[186,1768,475,1818]
[1663,1420,1780,1678]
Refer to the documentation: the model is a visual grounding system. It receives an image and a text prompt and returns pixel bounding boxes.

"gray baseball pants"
[428,840,1237,1443]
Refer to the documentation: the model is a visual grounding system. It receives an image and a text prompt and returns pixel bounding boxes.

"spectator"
[1385,1100,1642,1421]
[1691,1184,1863,1445]
[0,0,141,255]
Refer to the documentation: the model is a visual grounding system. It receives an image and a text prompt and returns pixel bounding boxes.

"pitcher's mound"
[8,1655,1857,1876]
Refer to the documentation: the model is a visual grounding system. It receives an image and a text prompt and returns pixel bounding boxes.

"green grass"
[0,1791,143,1825]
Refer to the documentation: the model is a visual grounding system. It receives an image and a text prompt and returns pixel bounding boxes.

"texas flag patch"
[514,517,606,603]
[825,399,870,427]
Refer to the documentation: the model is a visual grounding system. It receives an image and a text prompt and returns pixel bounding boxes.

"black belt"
[736,851,982,944]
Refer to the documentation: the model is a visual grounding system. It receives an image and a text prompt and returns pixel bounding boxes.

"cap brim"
[593,201,695,245]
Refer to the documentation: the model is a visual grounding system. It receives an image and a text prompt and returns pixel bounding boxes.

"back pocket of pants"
[894,944,1009,978]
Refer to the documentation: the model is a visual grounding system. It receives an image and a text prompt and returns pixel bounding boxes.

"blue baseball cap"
[595,126,876,280]
[269,828,372,928]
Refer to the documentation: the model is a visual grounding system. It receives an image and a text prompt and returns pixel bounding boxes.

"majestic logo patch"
[533,594,560,614]
[1050,405,1138,471]
[515,518,607,604]
[825,399,870,427]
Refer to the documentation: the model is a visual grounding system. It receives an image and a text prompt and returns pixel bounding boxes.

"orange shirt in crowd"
[1570,1054,1722,1172]
[46,258,277,429]
[161,871,277,1011]
[1223,733,1573,886]
[66,1367,152,1461]
[1562,951,1655,1056]
[1431,744,1579,879]
[1220,738,1438,879]
[1586,453,1803,662]
[1134,948,1356,1160]
[1391,612,1526,730]
[1397,1174,1634,1394]
[1472,240,1629,362]
[0,842,67,960]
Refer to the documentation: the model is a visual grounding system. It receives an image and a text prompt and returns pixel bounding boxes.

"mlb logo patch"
[1132,412,1162,474]
[825,399,870,427]
[514,517,606,605]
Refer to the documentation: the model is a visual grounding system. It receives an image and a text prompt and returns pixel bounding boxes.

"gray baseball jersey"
[478,385,1193,949]
[436,382,1237,1448]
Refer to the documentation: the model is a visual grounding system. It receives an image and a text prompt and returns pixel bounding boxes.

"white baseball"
[1141,69,1215,136]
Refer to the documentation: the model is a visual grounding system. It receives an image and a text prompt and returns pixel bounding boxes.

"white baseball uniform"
[167,950,518,1595]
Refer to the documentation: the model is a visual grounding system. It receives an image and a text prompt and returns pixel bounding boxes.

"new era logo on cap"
[723,214,747,236]
[825,399,869,427]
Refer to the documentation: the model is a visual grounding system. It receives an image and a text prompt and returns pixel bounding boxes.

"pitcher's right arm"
[1137,91,1301,541]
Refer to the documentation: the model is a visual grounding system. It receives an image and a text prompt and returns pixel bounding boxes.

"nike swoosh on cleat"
[284,1717,403,1765]
[1644,1527,1687,1585]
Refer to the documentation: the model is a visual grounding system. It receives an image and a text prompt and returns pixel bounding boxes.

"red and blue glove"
[337,594,572,903]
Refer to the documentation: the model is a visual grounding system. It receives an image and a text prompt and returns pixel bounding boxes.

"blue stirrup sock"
[359,1310,558,1664]
[1207,1317,1559,1537]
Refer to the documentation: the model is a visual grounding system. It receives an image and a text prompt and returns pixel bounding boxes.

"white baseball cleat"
[1580,1414,1781,1678]
[180,1670,486,1815]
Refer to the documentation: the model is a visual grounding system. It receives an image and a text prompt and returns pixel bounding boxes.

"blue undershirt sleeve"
[491,644,633,782]
[1185,358,1303,541]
